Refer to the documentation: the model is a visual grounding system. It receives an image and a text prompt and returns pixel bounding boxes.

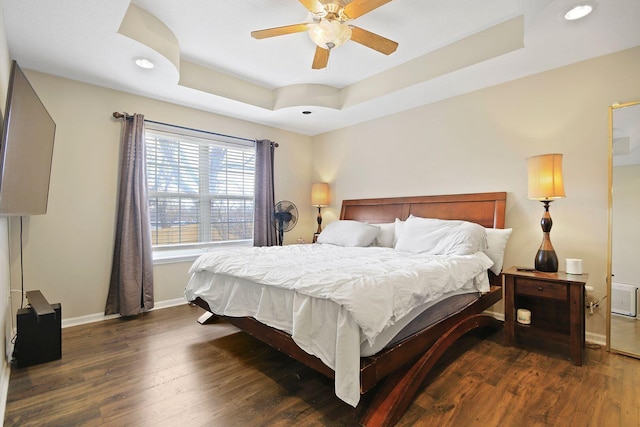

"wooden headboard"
[340,192,507,229]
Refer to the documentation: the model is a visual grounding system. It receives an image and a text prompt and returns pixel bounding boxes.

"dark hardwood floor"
[4,304,640,426]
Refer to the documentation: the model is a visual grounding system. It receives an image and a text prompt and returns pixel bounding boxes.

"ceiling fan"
[251,0,398,70]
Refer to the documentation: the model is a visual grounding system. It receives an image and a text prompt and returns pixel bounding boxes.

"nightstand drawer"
[516,278,567,300]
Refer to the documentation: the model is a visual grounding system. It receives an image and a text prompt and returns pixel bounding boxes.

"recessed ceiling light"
[134,57,154,69]
[564,4,594,21]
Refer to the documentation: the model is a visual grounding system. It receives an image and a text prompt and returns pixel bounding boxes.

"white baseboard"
[67,306,607,346]
[61,297,187,328]
[586,332,606,346]
[485,310,504,321]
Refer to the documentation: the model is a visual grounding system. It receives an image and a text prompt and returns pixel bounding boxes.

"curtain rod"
[112,111,278,147]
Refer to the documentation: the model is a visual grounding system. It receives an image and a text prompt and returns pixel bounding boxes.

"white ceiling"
[3,0,640,136]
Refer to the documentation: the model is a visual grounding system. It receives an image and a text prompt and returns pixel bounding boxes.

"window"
[145,123,255,261]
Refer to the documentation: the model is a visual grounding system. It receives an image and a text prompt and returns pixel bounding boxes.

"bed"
[187,192,507,426]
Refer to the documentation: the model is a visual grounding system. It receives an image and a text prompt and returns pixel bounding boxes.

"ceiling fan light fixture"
[564,4,594,21]
[308,20,352,50]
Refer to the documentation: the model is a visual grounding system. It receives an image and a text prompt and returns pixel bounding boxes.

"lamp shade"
[527,153,566,201]
[311,182,330,207]
[308,20,352,49]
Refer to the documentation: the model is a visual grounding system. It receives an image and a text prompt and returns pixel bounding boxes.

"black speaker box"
[15,303,62,368]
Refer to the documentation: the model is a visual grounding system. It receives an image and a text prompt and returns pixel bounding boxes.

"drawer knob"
[537,286,543,291]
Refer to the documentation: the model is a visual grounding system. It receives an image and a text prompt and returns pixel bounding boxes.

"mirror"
[607,101,640,358]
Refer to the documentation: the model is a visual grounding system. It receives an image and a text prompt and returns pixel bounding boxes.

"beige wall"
[10,72,313,320]
[312,46,640,338]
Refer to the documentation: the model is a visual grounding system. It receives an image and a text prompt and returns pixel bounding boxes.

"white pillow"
[484,228,513,275]
[373,222,395,248]
[393,218,405,246]
[395,216,488,255]
[316,220,380,247]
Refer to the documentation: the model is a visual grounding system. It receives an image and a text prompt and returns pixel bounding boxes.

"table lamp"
[527,153,565,272]
[311,182,329,242]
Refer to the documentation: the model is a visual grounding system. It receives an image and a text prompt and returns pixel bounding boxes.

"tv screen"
[0,61,56,216]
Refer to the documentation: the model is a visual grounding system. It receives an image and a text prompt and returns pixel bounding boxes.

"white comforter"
[185,244,493,406]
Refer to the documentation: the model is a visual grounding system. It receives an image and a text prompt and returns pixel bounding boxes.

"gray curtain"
[253,139,277,247]
[105,113,154,316]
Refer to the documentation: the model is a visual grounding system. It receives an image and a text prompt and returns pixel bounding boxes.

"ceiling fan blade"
[251,24,309,39]
[312,46,330,69]
[342,0,393,19]
[349,26,398,55]
[298,0,325,14]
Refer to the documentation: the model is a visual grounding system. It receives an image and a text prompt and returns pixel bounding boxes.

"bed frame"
[192,191,507,426]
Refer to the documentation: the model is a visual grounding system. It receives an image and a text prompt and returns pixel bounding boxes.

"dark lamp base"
[535,249,558,272]
[535,200,559,273]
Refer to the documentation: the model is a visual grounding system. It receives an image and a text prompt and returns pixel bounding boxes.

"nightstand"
[503,266,588,366]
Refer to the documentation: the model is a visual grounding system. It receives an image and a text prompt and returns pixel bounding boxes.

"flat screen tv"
[0,61,56,216]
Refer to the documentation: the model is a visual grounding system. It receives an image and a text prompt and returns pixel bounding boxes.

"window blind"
[145,124,255,249]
